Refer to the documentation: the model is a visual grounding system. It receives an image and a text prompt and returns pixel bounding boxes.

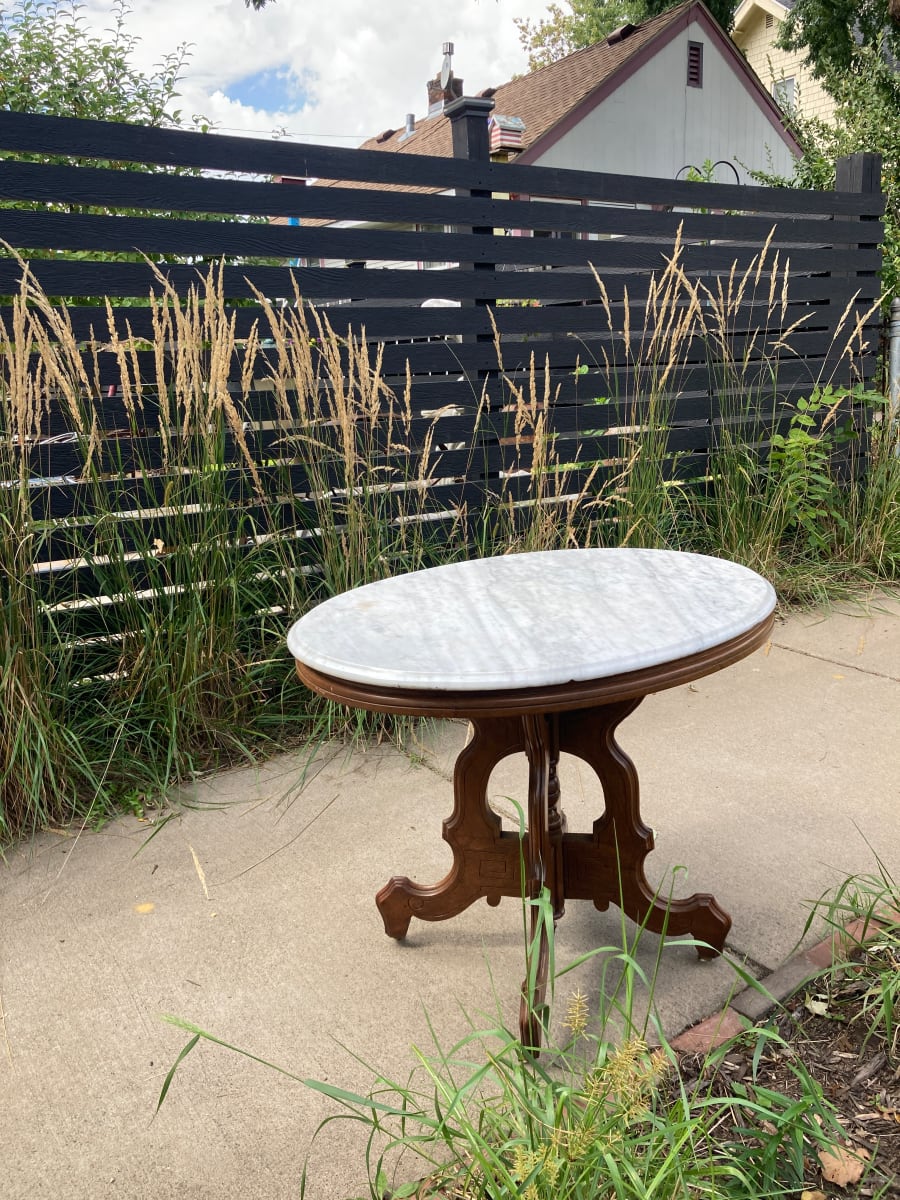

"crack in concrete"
[411,755,454,784]
[770,640,900,683]
[217,791,341,885]
[723,943,772,978]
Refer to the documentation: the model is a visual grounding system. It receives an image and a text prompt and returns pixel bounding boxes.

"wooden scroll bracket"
[375,696,732,1050]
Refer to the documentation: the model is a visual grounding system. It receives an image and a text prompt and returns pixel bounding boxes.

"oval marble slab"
[286,548,776,692]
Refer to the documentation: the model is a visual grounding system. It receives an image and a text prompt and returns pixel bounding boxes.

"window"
[772,76,795,108]
[687,41,703,88]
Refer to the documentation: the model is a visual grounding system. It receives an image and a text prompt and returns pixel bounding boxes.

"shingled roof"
[356,0,696,163]
[309,0,796,202]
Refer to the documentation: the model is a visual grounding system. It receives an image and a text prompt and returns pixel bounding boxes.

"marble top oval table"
[287,547,776,1049]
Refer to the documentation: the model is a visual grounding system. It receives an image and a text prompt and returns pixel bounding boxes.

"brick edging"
[670,914,891,1055]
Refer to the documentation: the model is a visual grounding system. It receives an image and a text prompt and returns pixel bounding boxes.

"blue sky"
[78,0,553,146]
[224,67,314,114]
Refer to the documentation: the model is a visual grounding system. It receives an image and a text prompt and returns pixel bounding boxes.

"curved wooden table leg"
[377,716,525,938]
[559,699,731,957]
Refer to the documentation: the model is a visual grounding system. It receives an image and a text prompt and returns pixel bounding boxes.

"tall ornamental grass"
[0,240,897,841]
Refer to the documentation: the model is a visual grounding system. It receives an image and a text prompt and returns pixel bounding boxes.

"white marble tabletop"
[286,548,776,692]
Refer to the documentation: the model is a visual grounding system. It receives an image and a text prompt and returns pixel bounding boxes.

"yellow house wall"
[733,8,836,123]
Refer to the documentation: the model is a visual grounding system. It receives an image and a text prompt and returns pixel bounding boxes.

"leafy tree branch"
[751,51,899,302]
[516,0,738,69]
[0,0,202,128]
[776,0,900,87]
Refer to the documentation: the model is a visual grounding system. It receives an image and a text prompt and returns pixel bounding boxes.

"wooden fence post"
[835,152,882,199]
[834,152,883,470]
[445,96,495,318]
[835,151,883,295]
[446,94,494,169]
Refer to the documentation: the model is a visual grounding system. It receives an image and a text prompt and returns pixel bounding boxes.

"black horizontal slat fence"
[0,157,877,242]
[0,104,885,683]
[0,109,881,214]
[6,207,885,273]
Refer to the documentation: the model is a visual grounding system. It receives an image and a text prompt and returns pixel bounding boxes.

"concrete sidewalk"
[3,591,899,1199]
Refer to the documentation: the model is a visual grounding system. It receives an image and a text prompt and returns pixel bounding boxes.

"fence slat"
[20,343,878,453]
[0,109,883,217]
[4,209,884,275]
[2,285,864,343]
[18,326,869,398]
[2,257,883,306]
[0,160,879,247]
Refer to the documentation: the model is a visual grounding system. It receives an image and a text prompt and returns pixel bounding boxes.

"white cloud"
[78,0,553,144]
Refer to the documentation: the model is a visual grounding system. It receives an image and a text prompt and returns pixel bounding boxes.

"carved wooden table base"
[289,556,775,1057]
[376,698,731,1051]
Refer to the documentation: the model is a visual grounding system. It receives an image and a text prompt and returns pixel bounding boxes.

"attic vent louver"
[687,41,703,87]
[375,128,396,143]
[607,22,636,45]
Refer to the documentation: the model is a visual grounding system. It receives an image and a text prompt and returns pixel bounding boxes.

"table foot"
[558,700,732,958]
[377,869,507,939]
[376,695,731,1026]
[601,874,732,957]
[376,716,526,938]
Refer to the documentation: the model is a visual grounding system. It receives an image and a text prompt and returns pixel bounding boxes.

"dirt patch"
[679,939,900,1197]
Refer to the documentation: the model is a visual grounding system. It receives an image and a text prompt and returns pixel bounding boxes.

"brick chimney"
[426,73,464,115]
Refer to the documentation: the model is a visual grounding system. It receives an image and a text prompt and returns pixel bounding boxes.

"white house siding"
[531,24,797,183]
